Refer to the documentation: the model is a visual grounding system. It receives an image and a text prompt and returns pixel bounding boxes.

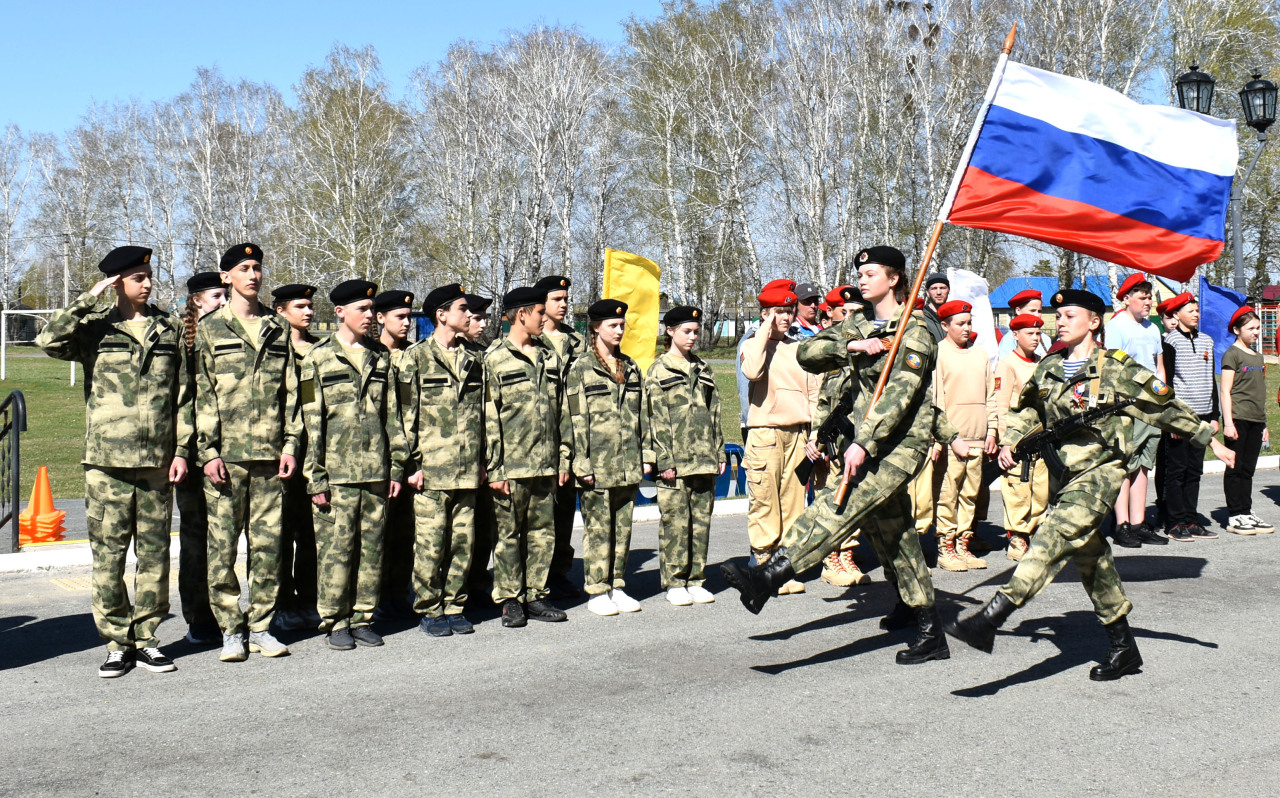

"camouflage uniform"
[643,352,723,589]
[999,349,1214,623]
[301,336,409,631]
[380,346,416,610]
[787,305,940,608]
[398,337,485,617]
[541,324,587,581]
[811,365,861,554]
[279,334,320,619]
[567,352,644,595]
[484,338,571,604]
[195,305,301,635]
[38,292,193,651]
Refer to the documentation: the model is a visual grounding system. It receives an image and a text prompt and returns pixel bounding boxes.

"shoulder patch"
[903,351,924,370]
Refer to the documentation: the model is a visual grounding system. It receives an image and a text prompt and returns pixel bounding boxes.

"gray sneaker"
[219,633,247,663]
[248,630,290,658]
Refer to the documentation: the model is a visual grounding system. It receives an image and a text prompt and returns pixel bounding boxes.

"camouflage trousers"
[412,488,475,616]
[491,476,556,604]
[549,481,577,580]
[278,473,318,615]
[313,482,387,631]
[998,463,1132,624]
[580,484,637,595]
[84,466,173,651]
[657,474,715,589]
[782,458,934,608]
[381,488,416,607]
[204,460,283,635]
[175,473,215,628]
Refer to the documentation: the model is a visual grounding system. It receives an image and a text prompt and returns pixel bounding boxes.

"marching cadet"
[398,284,483,636]
[535,274,586,598]
[485,286,572,627]
[196,243,299,662]
[948,290,1237,681]
[644,305,724,606]
[176,272,226,646]
[994,313,1049,561]
[269,283,322,634]
[461,292,498,603]
[39,246,192,677]
[933,300,999,572]
[374,289,418,620]
[567,299,648,616]
[301,280,410,650]
[722,246,959,666]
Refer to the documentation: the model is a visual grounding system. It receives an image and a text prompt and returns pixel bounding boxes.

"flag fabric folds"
[602,248,662,373]
[948,62,1238,282]
[1197,276,1247,374]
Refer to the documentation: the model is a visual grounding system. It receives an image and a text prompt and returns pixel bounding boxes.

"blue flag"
[1197,276,1245,374]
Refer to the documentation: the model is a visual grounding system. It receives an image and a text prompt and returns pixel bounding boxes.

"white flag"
[946,268,999,368]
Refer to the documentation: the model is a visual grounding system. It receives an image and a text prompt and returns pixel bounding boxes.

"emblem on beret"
[142,254,150,263]
[692,310,699,318]
[245,246,253,255]
[616,307,623,315]
[305,288,313,296]
[858,251,868,263]
[1054,293,1063,304]
[905,353,922,369]
[404,296,411,304]
[366,288,374,297]
[560,279,567,287]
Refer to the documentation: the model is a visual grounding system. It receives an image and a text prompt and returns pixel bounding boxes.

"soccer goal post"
[1,310,76,386]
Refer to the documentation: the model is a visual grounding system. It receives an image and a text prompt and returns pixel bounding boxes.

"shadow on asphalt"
[0,613,101,670]
[749,630,907,675]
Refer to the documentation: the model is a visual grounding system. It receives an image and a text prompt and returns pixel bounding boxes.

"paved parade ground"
[2,474,1279,797]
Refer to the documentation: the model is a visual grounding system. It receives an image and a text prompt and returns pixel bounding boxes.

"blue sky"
[0,1,664,134]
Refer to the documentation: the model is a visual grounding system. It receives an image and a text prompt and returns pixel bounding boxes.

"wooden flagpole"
[835,23,1018,505]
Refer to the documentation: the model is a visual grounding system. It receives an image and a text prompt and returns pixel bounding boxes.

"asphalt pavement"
[2,473,1279,797]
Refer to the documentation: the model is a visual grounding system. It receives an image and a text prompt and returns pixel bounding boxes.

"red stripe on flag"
[948,166,1222,281]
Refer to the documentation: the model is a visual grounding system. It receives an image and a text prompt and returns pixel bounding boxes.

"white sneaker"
[1228,515,1259,535]
[586,594,619,616]
[687,585,715,604]
[610,589,642,613]
[666,587,693,606]
[1249,514,1275,534]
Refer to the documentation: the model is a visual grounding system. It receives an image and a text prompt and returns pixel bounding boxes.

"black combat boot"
[944,592,1017,653]
[896,606,950,664]
[879,584,914,630]
[1111,523,1143,549]
[720,548,797,615]
[1132,523,1168,546]
[1089,617,1143,681]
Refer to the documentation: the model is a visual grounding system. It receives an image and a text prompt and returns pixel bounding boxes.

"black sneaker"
[98,649,133,679]
[447,614,475,634]
[327,628,356,650]
[500,599,527,628]
[351,626,384,647]
[1190,524,1219,540]
[135,646,177,673]
[1112,523,1143,549]
[1132,524,1168,546]
[1167,525,1194,542]
[525,600,568,622]
[420,616,452,637]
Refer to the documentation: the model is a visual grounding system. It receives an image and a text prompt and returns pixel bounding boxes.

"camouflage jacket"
[566,352,645,488]
[286,333,321,465]
[1004,348,1213,481]
[300,336,409,494]
[483,337,571,482]
[541,324,586,388]
[398,336,486,490]
[38,291,193,469]
[194,304,302,465]
[797,304,938,476]
[642,352,723,477]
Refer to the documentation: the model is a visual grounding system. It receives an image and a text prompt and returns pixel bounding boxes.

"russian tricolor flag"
[948,62,1238,282]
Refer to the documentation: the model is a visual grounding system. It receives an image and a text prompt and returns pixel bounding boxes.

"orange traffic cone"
[18,466,66,546]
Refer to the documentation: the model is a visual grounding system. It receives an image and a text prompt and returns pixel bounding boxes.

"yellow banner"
[602,248,662,373]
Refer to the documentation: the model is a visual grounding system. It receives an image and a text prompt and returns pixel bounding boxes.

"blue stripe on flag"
[1198,276,1246,374]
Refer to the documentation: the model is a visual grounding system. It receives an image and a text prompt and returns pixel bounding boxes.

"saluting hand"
[169,456,188,484]
[204,457,228,485]
[88,275,119,298]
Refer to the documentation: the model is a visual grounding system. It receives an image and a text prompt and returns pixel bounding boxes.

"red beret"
[1116,273,1152,299]
[1009,313,1044,330]
[762,278,796,293]
[1008,289,1042,309]
[825,286,846,307]
[1165,292,1195,314]
[758,286,798,308]
[1229,305,1257,331]
[1156,298,1174,316]
[937,300,973,320]
[818,301,830,313]
[967,332,979,343]
[913,297,926,310]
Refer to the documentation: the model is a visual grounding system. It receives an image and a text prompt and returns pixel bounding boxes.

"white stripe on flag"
[992,62,1239,177]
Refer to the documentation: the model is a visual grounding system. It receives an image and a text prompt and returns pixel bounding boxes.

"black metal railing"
[0,390,27,553]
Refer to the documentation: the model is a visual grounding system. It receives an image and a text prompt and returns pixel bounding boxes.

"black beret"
[220,243,263,271]
[588,299,628,321]
[330,279,378,306]
[98,246,152,276]
[839,284,865,305]
[271,284,316,303]
[374,290,415,314]
[423,283,466,316]
[926,273,950,289]
[664,305,702,327]
[465,293,493,314]
[853,246,905,272]
[503,286,546,313]
[1051,289,1106,316]
[533,275,571,293]
[186,272,222,294]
